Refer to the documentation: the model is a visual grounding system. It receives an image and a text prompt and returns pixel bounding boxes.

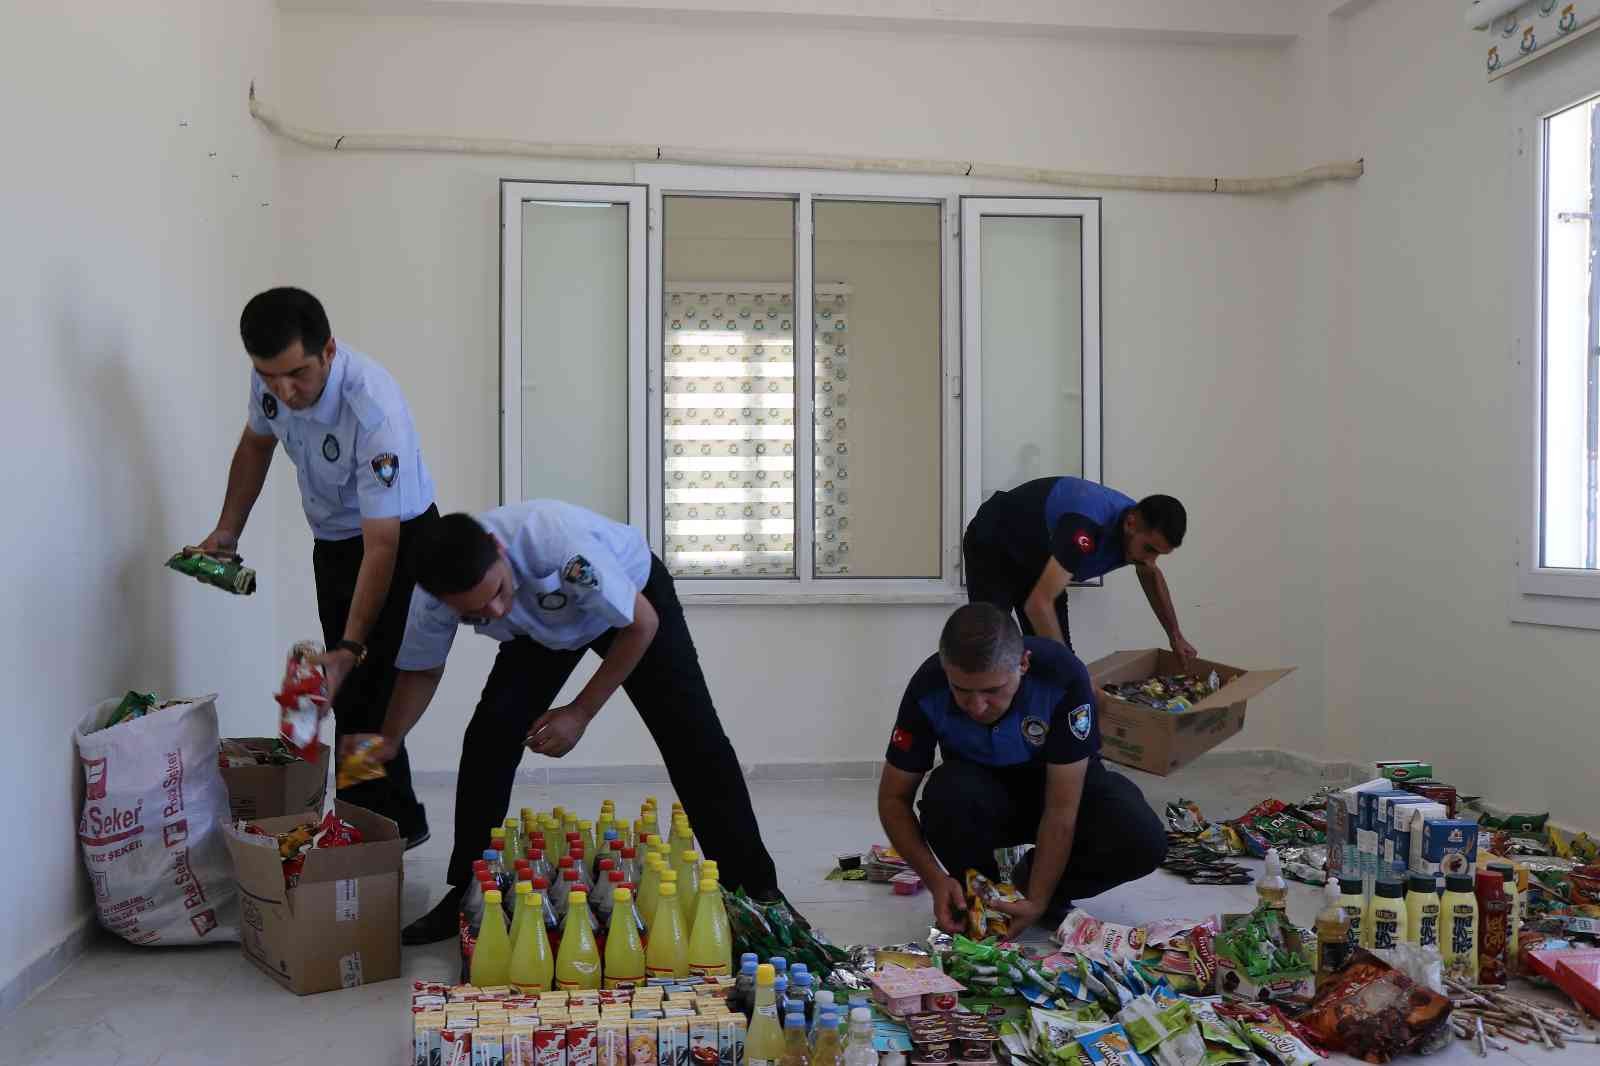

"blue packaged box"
[1411,818,1479,878]
[1379,795,1433,871]
[1387,801,1446,877]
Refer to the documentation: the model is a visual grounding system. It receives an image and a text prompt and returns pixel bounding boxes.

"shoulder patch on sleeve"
[1069,703,1093,741]
[889,727,914,752]
[562,554,599,588]
[370,453,399,487]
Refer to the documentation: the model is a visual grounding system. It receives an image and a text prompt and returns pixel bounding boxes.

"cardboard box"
[223,800,403,995]
[220,738,328,821]
[1087,650,1294,776]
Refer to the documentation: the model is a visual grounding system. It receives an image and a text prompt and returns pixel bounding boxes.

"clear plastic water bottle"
[843,1008,876,1066]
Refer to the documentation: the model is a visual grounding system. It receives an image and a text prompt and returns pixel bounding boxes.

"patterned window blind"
[663,283,852,577]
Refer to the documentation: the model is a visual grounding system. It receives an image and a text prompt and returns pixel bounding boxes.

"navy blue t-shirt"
[885,638,1101,775]
[969,477,1134,586]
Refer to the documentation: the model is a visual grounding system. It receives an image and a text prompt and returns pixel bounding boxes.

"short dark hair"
[1135,495,1187,548]
[239,287,332,359]
[415,513,501,597]
[938,603,1025,674]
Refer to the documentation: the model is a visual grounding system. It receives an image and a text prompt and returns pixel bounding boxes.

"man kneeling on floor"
[877,603,1166,936]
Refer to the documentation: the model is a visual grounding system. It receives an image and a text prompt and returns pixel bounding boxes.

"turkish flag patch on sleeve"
[890,727,914,752]
[1075,531,1094,553]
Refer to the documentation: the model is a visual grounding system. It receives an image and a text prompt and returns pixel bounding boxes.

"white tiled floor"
[4,763,1591,1065]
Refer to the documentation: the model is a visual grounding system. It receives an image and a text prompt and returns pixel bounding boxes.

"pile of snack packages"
[88,690,186,732]
[1100,672,1222,713]
[409,977,744,1066]
[228,641,396,888]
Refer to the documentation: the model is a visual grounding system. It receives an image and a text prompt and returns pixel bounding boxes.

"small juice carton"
[536,1025,569,1066]
[598,1020,628,1066]
[690,1018,721,1066]
[629,1020,660,1066]
[415,1011,444,1066]
[474,1027,507,1066]
[443,1028,475,1066]
[569,1025,598,1066]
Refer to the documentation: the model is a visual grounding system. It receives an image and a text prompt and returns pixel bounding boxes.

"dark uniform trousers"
[918,757,1166,908]
[963,510,1075,650]
[311,504,438,829]
[444,555,780,897]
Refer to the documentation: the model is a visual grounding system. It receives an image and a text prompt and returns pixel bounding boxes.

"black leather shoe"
[403,885,464,946]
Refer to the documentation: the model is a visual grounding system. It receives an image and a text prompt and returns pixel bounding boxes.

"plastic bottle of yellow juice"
[688,878,732,976]
[471,889,512,986]
[645,882,690,979]
[554,889,602,990]
[747,964,785,1066]
[509,887,555,992]
[603,886,647,989]
[637,855,664,938]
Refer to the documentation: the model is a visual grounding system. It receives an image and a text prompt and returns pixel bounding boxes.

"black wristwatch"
[336,639,368,667]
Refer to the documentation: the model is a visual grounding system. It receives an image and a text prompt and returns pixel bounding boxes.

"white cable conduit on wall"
[248,86,1362,195]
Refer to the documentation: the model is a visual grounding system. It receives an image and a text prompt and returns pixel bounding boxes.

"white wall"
[271,10,1302,773]
[0,0,282,997]
[1290,0,1600,827]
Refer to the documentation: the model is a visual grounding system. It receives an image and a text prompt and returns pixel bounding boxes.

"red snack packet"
[314,809,363,849]
[275,640,328,760]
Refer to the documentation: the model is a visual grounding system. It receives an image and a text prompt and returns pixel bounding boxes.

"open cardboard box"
[1087,650,1294,776]
[224,800,403,995]
[220,738,328,820]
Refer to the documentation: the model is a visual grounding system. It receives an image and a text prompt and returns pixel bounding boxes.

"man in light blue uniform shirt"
[342,501,782,945]
[197,288,436,844]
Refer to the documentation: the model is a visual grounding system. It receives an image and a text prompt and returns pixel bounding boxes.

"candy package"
[1296,948,1450,1063]
[967,869,1024,940]
[1118,997,1205,1066]
[243,808,364,888]
[166,547,257,595]
[275,641,328,760]
[336,736,388,790]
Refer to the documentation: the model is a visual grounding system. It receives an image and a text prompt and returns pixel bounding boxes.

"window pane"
[978,216,1084,498]
[520,201,629,519]
[813,201,942,578]
[1542,97,1599,569]
[662,197,797,577]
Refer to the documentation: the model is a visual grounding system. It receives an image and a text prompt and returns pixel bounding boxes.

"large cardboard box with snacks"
[1087,650,1294,776]
[224,800,403,995]
[219,738,328,821]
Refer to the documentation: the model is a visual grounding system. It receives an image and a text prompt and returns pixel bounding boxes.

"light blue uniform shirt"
[395,500,654,669]
[246,345,435,541]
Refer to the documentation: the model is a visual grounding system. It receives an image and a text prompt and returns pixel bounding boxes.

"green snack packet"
[1118,998,1193,1054]
[1198,1050,1254,1066]
[166,549,257,595]
[104,690,157,729]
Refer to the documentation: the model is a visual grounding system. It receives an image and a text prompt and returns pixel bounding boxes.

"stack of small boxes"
[410,978,744,1066]
[1325,759,1478,894]
[868,967,994,1066]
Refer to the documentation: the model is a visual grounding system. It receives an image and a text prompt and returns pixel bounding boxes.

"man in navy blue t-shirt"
[963,476,1195,665]
[877,604,1166,936]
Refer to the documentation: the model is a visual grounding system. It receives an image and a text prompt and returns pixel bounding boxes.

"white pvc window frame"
[641,164,968,603]
[1513,78,1600,629]
[500,180,648,527]
[959,196,1104,562]
[499,168,1106,605]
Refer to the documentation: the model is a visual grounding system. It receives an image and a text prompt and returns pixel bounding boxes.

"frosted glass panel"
[813,201,942,578]
[520,201,629,519]
[978,217,1083,497]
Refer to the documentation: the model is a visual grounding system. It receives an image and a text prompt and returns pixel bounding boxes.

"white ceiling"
[273,0,1360,45]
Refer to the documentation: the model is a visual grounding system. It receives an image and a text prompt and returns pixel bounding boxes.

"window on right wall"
[1521,91,1600,620]
[1540,94,1600,570]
